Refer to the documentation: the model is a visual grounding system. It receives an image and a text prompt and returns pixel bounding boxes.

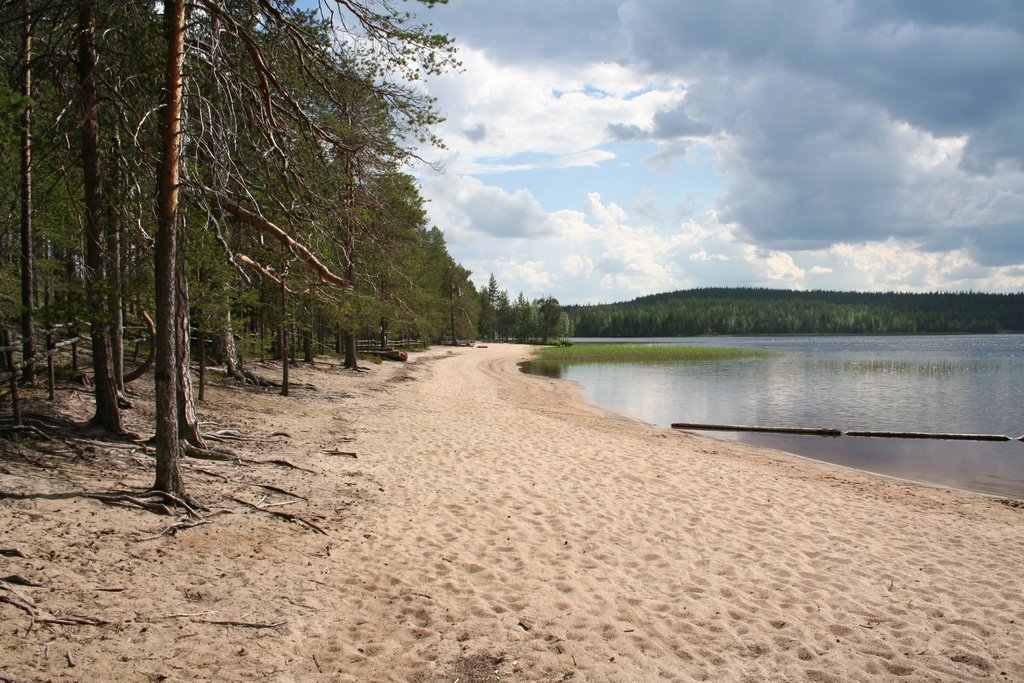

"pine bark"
[212,308,250,382]
[78,0,123,432]
[153,0,186,495]
[343,329,358,369]
[20,12,34,384]
[175,245,203,445]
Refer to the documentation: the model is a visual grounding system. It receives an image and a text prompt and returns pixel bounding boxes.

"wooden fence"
[1,330,81,427]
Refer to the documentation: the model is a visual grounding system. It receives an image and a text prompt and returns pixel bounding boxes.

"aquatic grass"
[532,343,768,364]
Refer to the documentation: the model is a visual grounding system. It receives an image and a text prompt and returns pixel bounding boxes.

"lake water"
[522,335,1024,499]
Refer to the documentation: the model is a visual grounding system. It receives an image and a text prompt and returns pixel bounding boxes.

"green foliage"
[0,0,478,370]
[566,288,1024,337]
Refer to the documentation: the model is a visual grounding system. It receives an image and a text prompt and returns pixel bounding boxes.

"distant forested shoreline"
[565,288,1024,337]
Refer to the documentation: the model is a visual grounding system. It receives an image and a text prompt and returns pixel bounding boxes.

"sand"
[1,343,1022,682]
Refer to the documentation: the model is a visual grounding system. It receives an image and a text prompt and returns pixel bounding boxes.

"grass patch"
[532,343,767,363]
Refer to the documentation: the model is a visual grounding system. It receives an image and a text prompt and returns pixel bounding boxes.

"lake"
[522,335,1024,499]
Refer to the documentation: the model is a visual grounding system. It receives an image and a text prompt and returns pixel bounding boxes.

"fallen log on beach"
[671,423,842,437]
[361,349,408,362]
[845,430,1011,442]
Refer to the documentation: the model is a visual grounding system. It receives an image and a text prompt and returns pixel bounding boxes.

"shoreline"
[2,343,1022,681]
[524,336,1024,502]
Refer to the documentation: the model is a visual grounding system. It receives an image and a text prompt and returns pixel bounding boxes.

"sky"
[409,0,1024,304]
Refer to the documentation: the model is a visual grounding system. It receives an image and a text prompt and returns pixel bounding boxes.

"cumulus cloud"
[419,174,555,241]
[424,46,681,175]
[415,0,1024,301]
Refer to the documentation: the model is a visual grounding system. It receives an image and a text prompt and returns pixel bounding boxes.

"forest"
[566,288,1024,337]
[0,0,508,501]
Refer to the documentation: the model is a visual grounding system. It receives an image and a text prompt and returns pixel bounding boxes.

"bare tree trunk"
[109,131,125,395]
[341,143,360,371]
[343,329,358,369]
[153,0,186,496]
[175,248,203,446]
[20,11,35,385]
[302,306,313,363]
[280,260,288,396]
[78,0,123,432]
[197,325,205,401]
[449,271,457,345]
[212,307,254,383]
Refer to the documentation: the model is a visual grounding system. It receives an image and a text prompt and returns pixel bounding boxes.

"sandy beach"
[2,343,1022,682]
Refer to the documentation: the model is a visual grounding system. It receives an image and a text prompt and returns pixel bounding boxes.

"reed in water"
[532,343,767,363]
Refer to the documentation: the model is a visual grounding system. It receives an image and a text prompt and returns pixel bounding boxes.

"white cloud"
[427,47,684,173]
[563,254,594,278]
[419,173,554,241]
[583,192,630,226]
[414,0,1024,302]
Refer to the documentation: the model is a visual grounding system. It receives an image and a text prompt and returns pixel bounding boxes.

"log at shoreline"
[846,430,1011,442]
[671,423,842,437]
[670,422,1017,442]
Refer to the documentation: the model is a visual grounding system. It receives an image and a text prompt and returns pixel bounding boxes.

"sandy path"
[2,344,1022,682]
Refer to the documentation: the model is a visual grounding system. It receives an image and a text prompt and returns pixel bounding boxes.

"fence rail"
[356,339,425,351]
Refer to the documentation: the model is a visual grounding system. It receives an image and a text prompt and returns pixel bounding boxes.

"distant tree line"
[565,288,1024,337]
[474,274,572,343]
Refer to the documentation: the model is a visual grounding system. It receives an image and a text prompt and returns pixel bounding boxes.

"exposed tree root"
[258,484,307,500]
[228,495,327,534]
[192,617,287,629]
[87,489,203,517]
[0,575,44,588]
[254,458,316,472]
[0,424,53,441]
[225,367,280,388]
[178,442,312,472]
[183,442,238,461]
[0,580,108,627]
[203,429,252,443]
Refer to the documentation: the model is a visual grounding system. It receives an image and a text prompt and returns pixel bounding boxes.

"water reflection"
[521,335,1024,499]
[518,360,566,379]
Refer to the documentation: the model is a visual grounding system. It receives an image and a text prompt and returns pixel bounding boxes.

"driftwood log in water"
[845,430,1011,442]
[671,422,842,437]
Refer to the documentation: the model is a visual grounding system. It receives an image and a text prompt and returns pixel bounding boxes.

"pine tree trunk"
[78,0,123,432]
[109,133,125,394]
[343,329,358,370]
[20,12,35,385]
[303,307,313,363]
[153,0,186,496]
[280,268,288,396]
[175,250,203,446]
[213,307,245,379]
